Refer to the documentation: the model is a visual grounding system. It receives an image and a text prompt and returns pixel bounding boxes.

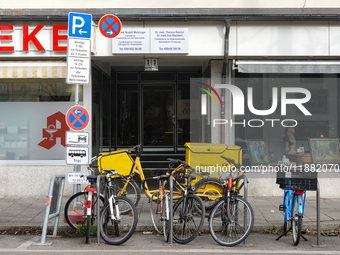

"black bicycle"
[167,158,205,244]
[208,156,254,246]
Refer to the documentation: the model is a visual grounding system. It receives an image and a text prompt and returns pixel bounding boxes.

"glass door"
[142,84,174,147]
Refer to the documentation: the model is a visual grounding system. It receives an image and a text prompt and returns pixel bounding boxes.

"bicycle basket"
[97,149,134,176]
[276,165,317,191]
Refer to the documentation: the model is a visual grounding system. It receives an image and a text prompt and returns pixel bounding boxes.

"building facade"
[1,1,340,197]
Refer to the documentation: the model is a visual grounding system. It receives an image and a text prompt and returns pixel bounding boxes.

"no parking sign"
[66,105,90,131]
[99,14,122,38]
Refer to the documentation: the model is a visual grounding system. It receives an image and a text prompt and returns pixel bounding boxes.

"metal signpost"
[66,12,92,194]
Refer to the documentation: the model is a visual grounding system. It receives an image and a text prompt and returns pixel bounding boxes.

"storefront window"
[234,73,338,166]
[0,80,82,161]
[191,73,339,167]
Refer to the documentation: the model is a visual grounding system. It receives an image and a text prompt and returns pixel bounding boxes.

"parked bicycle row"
[64,144,314,247]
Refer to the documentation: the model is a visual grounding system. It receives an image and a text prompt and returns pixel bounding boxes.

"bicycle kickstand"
[301,234,308,241]
[276,227,291,241]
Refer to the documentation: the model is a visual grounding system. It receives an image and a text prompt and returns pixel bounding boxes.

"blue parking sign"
[68,12,92,39]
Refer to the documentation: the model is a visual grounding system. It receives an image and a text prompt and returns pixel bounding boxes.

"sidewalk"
[0,195,339,232]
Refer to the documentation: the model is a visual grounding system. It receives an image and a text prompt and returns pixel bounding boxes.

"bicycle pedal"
[279,205,287,211]
[301,230,306,234]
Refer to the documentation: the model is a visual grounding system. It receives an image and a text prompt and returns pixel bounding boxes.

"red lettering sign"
[23,25,46,52]
[53,25,68,51]
[0,25,14,52]
[0,24,69,52]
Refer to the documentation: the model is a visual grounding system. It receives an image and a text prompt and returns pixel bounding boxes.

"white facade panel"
[236,21,329,56]
[0,0,337,9]
[187,22,225,57]
[330,21,340,56]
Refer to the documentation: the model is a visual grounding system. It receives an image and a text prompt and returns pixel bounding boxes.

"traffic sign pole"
[67,12,92,194]
[73,83,80,194]
[66,12,92,194]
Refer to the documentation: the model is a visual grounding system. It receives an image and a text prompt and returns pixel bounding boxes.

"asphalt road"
[0,232,339,255]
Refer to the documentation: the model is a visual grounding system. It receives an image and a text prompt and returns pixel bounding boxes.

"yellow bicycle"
[96,144,225,214]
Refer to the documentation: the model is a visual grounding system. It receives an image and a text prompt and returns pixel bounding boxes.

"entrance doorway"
[110,70,200,154]
[142,84,174,147]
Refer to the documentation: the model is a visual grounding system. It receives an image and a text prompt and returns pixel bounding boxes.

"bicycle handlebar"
[220,155,242,169]
[132,144,143,156]
[167,158,195,171]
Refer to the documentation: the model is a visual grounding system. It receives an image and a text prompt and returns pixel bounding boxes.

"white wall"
[0,165,86,197]
[4,21,340,60]
[0,0,338,9]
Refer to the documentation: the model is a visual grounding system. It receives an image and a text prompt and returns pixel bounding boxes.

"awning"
[0,61,67,79]
[235,61,340,73]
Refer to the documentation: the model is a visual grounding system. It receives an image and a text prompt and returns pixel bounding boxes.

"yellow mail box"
[185,143,242,172]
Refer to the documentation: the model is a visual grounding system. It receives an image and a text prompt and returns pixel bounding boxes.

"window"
[0,80,82,161]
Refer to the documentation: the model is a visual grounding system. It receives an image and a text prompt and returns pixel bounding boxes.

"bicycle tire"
[194,177,224,215]
[163,193,170,242]
[209,196,254,246]
[172,194,205,244]
[100,196,138,245]
[283,192,289,236]
[150,191,164,234]
[64,191,104,230]
[113,178,141,208]
[292,194,301,246]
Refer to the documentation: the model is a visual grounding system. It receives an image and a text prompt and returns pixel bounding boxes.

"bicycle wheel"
[172,194,205,244]
[194,177,224,215]
[100,196,138,245]
[209,196,254,246]
[113,178,141,207]
[163,193,170,242]
[283,191,289,236]
[150,191,163,234]
[292,194,302,246]
[64,191,104,230]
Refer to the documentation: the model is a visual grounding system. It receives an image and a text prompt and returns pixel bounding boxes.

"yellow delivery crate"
[97,149,134,176]
[185,143,242,173]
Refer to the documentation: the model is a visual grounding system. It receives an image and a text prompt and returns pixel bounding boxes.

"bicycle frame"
[283,189,306,225]
[118,148,187,200]
[85,175,98,219]
[86,186,95,217]
[105,173,121,221]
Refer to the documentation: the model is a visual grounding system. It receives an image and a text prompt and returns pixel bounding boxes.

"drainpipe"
[221,19,231,144]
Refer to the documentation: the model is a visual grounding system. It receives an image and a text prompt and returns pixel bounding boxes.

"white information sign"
[112,28,149,54]
[151,28,188,54]
[112,28,189,54]
[68,38,91,58]
[66,147,89,165]
[66,131,89,146]
[67,57,90,84]
[66,38,91,85]
[67,172,88,184]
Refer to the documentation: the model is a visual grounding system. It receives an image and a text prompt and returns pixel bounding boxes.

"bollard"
[96,175,105,244]
[168,173,173,244]
[243,176,248,245]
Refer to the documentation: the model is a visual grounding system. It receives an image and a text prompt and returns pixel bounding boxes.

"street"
[0,232,339,255]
